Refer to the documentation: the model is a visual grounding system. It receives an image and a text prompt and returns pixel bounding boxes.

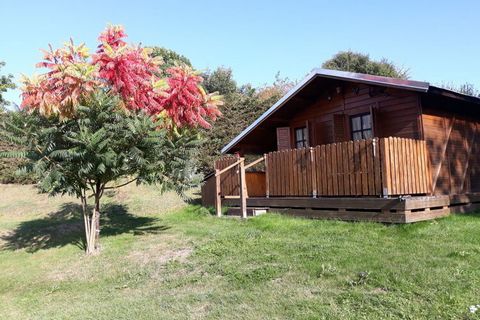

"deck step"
[227,207,269,217]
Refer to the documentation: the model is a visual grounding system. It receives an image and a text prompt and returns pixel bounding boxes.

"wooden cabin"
[202,69,480,222]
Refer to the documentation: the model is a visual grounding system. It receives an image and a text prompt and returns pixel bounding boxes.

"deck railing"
[266,137,431,197]
[211,137,431,200]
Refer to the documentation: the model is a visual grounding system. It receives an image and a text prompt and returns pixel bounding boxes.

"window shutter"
[276,127,291,150]
[333,114,347,142]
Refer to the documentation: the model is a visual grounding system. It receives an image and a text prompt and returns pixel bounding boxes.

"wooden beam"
[460,123,477,193]
[215,159,242,177]
[432,116,454,193]
[244,156,265,170]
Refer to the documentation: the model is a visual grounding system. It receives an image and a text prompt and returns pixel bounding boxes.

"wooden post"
[239,158,247,219]
[215,169,222,217]
[310,147,317,198]
[264,153,269,198]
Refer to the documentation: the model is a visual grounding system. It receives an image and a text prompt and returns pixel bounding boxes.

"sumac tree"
[1,25,222,254]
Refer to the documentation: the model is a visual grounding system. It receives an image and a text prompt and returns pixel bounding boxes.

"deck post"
[215,169,222,217]
[239,158,247,218]
[310,147,317,198]
[264,153,269,198]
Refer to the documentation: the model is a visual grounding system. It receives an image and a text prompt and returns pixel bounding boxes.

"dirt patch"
[130,246,193,266]
[371,287,389,294]
[127,234,194,267]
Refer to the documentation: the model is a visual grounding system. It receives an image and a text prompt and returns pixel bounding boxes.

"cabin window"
[294,127,308,148]
[350,113,372,140]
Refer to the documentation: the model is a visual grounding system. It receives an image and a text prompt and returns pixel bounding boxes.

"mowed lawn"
[1,184,480,319]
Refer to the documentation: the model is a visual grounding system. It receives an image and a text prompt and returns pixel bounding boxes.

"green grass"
[1,184,480,319]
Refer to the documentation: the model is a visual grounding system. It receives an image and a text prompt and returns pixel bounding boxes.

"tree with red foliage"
[3,25,222,254]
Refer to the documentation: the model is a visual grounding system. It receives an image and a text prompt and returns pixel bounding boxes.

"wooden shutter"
[276,127,291,150]
[333,114,347,142]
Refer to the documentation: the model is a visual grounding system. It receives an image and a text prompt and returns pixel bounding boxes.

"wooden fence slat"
[288,149,293,196]
[406,138,412,194]
[331,143,338,196]
[310,148,317,197]
[348,141,355,196]
[295,149,301,196]
[281,150,286,196]
[233,137,431,200]
[379,138,389,196]
[336,143,344,195]
[392,138,399,195]
[305,148,312,196]
[421,140,429,193]
[374,138,382,195]
[360,140,368,195]
[411,139,418,194]
[353,141,361,196]
[342,142,350,196]
[320,145,326,195]
[366,139,375,195]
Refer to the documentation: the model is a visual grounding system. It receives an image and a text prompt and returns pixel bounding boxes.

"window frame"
[294,126,308,148]
[350,113,373,141]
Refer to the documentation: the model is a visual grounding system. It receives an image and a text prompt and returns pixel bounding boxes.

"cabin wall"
[421,98,480,195]
[286,83,421,148]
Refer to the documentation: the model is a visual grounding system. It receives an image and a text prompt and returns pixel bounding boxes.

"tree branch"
[104,177,138,190]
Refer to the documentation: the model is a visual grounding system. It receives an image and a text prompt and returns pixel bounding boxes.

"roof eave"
[221,69,319,154]
[220,69,479,155]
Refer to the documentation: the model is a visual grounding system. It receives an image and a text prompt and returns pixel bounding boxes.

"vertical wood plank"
[360,140,368,195]
[348,141,355,196]
[336,143,344,195]
[265,153,270,198]
[392,138,402,194]
[411,140,418,194]
[295,149,300,196]
[374,138,382,196]
[366,139,375,195]
[401,138,407,195]
[292,149,298,196]
[342,142,350,196]
[281,150,286,196]
[332,143,338,196]
[320,145,328,196]
[287,149,293,196]
[379,138,390,196]
[302,148,308,196]
[326,144,332,195]
[314,147,321,196]
[404,138,411,194]
[354,141,362,196]
[310,148,317,197]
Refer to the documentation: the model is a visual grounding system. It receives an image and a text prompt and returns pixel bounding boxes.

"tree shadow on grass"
[1,202,170,253]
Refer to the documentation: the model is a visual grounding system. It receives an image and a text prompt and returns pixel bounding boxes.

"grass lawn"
[1,184,480,319]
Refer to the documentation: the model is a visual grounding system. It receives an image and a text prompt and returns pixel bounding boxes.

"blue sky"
[1,0,479,106]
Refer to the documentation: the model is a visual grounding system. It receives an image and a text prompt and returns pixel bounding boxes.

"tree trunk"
[83,183,103,255]
[93,196,101,251]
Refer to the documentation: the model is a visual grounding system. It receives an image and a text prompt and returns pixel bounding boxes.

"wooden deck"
[204,137,480,222]
[223,196,450,223]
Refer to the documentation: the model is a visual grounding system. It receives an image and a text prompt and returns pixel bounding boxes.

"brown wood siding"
[288,84,421,146]
[422,108,480,195]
